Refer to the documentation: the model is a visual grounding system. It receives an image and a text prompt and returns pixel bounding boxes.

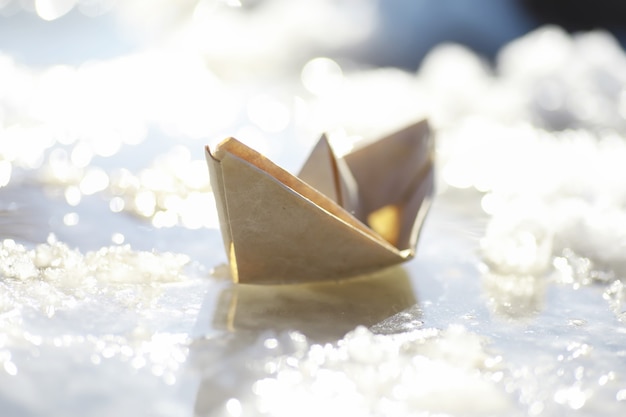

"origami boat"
[205,119,434,284]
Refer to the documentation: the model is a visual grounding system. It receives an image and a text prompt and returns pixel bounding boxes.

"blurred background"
[3,0,626,239]
[2,0,626,68]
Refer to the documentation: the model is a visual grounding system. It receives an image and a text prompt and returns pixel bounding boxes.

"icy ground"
[1,2,626,416]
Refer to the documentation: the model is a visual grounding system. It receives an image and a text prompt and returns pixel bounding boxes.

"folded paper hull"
[205,120,434,284]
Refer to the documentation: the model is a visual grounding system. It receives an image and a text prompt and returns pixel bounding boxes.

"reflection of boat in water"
[205,120,434,284]
[211,265,418,342]
[192,257,420,415]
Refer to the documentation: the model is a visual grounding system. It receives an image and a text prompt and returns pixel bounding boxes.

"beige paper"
[205,119,434,284]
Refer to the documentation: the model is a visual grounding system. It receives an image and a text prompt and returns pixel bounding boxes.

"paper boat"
[205,119,434,284]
